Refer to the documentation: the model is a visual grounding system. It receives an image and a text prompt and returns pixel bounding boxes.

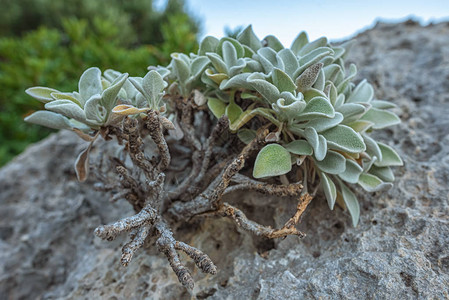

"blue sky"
[170,0,448,45]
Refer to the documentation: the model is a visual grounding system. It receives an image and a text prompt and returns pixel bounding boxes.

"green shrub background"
[0,0,200,166]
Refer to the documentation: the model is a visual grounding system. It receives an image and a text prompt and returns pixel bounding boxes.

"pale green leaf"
[358,173,393,192]
[172,57,191,83]
[199,36,219,55]
[296,96,335,121]
[45,100,86,122]
[264,35,284,52]
[363,134,382,161]
[237,25,262,51]
[222,41,238,68]
[225,102,243,124]
[84,95,105,124]
[347,79,374,103]
[25,86,60,103]
[375,143,403,167]
[220,73,252,90]
[207,97,227,119]
[284,140,313,155]
[79,67,102,103]
[253,144,292,178]
[190,56,210,80]
[304,127,327,161]
[297,37,328,56]
[339,182,360,226]
[24,110,72,130]
[142,70,166,108]
[272,68,296,93]
[247,76,280,104]
[277,49,298,77]
[315,150,346,174]
[321,173,337,209]
[51,92,82,107]
[339,159,363,183]
[102,72,128,112]
[347,120,374,133]
[237,129,257,144]
[369,165,395,182]
[371,100,397,109]
[361,108,401,129]
[290,31,308,55]
[321,125,366,153]
[217,37,244,58]
[295,47,333,77]
[305,112,343,132]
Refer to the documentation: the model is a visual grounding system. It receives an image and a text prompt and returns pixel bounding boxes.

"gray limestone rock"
[1,20,448,299]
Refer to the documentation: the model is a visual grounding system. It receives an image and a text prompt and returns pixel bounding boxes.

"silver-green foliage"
[25,25,402,226]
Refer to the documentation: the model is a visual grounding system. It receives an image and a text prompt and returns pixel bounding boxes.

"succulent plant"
[23,25,403,289]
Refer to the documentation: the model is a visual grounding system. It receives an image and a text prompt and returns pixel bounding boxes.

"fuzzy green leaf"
[24,110,73,130]
[172,56,191,84]
[305,112,343,132]
[237,25,262,51]
[321,173,337,210]
[84,95,105,124]
[339,182,360,227]
[247,76,280,104]
[220,73,252,90]
[296,96,334,121]
[79,67,102,103]
[217,37,244,58]
[207,97,227,119]
[358,173,393,192]
[142,70,166,108]
[369,165,395,182]
[304,127,327,161]
[272,68,296,93]
[291,31,308,55]
[315,150,346,174]
[222,41,238,69]
[102,73,128,112]
[363,134,382,161]
[253,144,292,178]
[296,47,333,76]
[237,129,257,144]
[321,125,366,153]
[45,100,86,122]
[347,79,374,103]
[256,47,281,73]
[361,108,401,129]
[190,56,210,80]
[371,100,397,109]
[297,37,328,56]
[225,102,243,124]
[25,86,60,103]
[264,35,284,51]
[284,140,313,155]
[339,159,363,183]
[51,92,82,107]
[277,49,298,77]
[375,143,403,167]
[199,36,219,55]
[347,120,374,133]
[206,53,228,74]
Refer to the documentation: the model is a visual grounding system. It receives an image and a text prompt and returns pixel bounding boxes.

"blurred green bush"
[0,0,200,166]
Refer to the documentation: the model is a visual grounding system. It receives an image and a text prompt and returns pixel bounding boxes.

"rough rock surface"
[1,20,449,299]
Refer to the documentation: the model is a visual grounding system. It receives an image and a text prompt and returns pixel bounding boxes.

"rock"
[1,20,448,299]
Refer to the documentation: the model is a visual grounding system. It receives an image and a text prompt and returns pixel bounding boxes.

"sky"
[170,0,448,45]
